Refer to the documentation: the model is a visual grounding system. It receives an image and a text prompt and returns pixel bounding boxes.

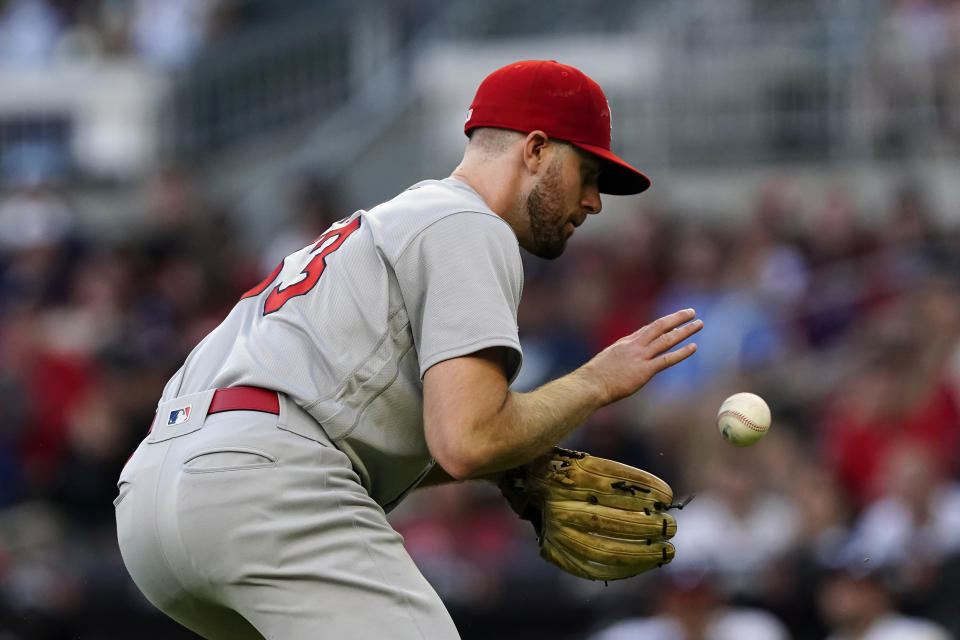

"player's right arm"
[423,308,701,480]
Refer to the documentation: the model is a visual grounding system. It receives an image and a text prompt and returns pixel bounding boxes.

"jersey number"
[241,216,361,315]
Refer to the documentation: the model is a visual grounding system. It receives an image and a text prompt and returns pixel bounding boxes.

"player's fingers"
[651,318,703,355]
[638,308,697,345]
[654,342,698,372]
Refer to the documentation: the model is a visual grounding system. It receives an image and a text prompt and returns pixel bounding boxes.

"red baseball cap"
[464,60,651,195]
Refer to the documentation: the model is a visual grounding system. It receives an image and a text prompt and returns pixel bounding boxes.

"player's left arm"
[416,465,458,488]
[415,456,506,489]
[423,308,700,480]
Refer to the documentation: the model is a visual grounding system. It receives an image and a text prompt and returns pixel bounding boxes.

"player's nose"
[582,186,601,216]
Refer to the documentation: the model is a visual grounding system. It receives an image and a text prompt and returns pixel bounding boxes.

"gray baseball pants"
[114,388,460,639]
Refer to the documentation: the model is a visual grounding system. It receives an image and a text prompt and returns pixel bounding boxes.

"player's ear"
[522,131,550,175]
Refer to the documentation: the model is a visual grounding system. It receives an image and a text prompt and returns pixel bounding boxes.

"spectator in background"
[588,571,791,640]
[33,251,139,528]
[744,179,809,327]
[0,182,73,256]
[666,446,801,599]
[129,0,220,68]
[591,209,671,349]
[131,166,259,335]
[0,308,34,507]
[839,442,960,626]
[0,0,64,66]
[391,483,522,609]
[818,567,952,640]
[258,174,345,275]
[817,304,960,506]
[882,186,942,268]
[844,442,960,569]
[648,222,783,399]
[0,178,78,318]
[797,188,877,349]
[768,462,853,640]
[510,260,596,392]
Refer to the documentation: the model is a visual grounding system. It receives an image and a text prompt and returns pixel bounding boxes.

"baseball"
[717,392,771,447]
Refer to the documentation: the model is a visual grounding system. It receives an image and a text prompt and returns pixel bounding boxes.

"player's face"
[524,146,602,259]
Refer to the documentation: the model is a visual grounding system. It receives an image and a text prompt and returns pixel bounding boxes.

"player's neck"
[449,162,524,223]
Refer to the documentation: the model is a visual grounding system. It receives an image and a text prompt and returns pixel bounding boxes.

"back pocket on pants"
[182,448,277,474]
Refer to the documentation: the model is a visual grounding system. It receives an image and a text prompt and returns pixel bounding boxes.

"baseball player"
[114,60,702,639]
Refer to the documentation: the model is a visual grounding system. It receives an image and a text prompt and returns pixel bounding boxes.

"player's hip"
[114,388,386,595]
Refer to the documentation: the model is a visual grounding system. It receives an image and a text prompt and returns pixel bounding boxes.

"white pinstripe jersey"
[158,178,524,509]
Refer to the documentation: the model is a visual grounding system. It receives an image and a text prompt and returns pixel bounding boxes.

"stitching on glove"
[658,547,669,567]
[610,481,652,495]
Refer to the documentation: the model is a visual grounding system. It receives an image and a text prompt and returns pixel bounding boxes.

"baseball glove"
[499,447,680,581]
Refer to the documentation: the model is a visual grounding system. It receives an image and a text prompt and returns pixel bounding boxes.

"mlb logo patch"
[167,406,192,426]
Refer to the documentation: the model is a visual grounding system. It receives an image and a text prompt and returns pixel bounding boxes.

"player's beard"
[524,160,569,260]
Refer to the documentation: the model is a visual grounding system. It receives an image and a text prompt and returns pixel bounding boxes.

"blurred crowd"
[0,0,430,71]
[0,0,234,70]
[1,162,959,639]
[0,166,267,638]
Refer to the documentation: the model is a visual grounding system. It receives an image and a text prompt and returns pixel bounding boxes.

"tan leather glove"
[499,447,679,581]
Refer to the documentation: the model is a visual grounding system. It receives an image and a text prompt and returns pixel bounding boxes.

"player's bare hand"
[584,308,702,405]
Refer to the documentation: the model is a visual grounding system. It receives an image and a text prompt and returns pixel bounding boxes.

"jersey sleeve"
[394,211,523,381]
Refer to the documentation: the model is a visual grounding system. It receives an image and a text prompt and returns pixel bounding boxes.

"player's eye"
[583,169,600,188]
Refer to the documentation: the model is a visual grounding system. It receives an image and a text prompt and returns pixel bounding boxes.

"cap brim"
[571,142,651,195]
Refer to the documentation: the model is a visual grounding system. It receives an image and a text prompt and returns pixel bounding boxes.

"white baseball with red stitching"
[717,392,771,447]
